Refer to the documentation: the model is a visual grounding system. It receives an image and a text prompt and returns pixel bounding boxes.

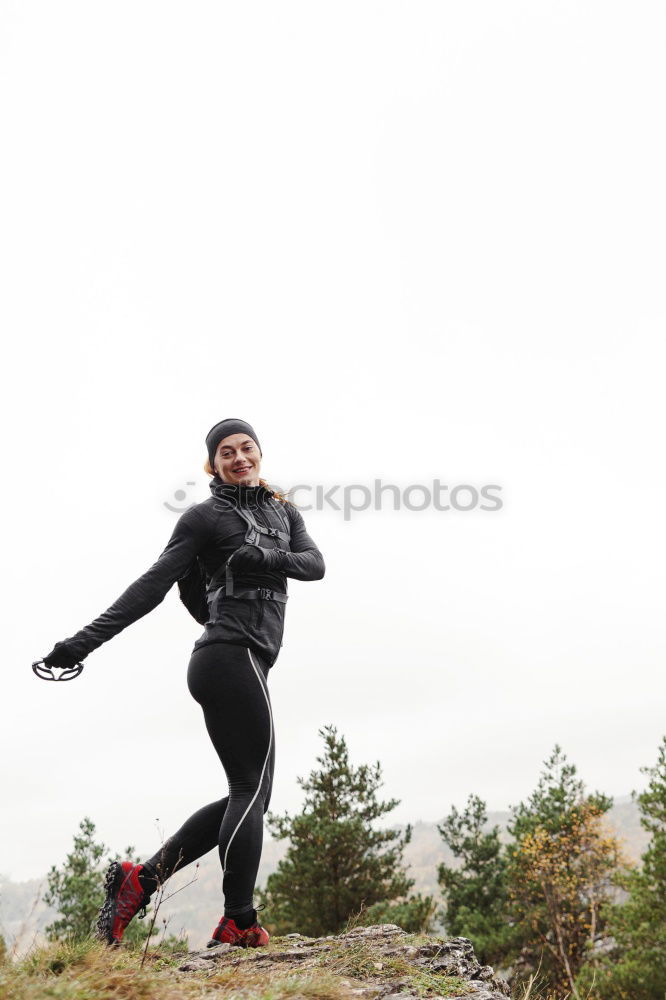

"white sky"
[2,1,664,881]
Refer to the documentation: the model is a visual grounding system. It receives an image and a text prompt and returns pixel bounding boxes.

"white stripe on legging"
[222,648,274,879]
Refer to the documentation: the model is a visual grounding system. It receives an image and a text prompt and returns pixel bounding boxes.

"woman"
[42,418,325,949]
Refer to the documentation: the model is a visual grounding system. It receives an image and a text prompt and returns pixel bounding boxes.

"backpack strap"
[270,497,292,536]
[234,503,290,546]
[206,575,288,624]
[205,500,291,624]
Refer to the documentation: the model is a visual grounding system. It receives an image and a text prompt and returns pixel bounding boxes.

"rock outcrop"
[179,922,510,1000]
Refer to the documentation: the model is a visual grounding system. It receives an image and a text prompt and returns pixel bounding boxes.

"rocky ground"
[179,922,511,1000]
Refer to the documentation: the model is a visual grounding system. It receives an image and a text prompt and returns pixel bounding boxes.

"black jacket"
[63,476,325,669]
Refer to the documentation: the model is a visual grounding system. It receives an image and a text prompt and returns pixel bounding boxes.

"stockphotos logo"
[165,479,503,520]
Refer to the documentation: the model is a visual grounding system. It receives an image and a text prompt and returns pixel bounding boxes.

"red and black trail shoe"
[207,905,269,949]
[96,861,151,946]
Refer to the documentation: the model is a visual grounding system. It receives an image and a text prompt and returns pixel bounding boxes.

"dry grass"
[0,938,189,1000]
[0,932,475,1000]
[206,964,352,1000]
[512,968,586,1000]
[0,935,596,1000]
[0,937,375,1000]
[315,936,469,998]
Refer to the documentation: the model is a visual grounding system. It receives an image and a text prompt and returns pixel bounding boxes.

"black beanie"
[205,418,262,469]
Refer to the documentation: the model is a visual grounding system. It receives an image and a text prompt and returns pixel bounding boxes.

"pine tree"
[437,794,513,966]
[578,736,666,1000]
[44,817,155,945]
[506,746,622,996]
[508,744,612,841]
[258,724,415,936]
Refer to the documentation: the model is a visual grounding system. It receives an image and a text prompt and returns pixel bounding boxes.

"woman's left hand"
[43,640,82,670]
[229,544,282,572]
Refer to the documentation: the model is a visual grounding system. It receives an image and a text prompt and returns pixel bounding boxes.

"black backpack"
[177,556,210,625]
[177,500,291,626]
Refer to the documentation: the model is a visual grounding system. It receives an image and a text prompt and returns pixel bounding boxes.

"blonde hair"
[203,458,291,505]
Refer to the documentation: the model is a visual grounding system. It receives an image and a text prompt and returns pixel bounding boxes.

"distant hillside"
[0,795,647,955]
[404,796,647,896]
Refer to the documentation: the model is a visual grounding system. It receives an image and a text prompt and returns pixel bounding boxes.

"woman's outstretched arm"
[49,505,210,664]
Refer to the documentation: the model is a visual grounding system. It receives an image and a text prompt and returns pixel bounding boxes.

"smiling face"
[214,433,262,486]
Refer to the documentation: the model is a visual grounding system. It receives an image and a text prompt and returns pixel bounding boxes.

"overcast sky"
[2,1,664,882]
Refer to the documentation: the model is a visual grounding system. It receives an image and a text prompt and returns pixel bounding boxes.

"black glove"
[43,640,82,670]
[228,544,284,573]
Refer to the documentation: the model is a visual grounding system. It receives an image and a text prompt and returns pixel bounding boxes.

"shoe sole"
[96,861,124,946]
[206,935,243,948]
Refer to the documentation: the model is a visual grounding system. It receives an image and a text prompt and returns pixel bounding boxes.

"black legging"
[141,642,275,918]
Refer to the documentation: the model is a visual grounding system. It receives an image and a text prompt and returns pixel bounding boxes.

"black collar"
[209,476,273,508]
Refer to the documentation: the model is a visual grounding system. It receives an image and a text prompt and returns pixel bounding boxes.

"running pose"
[41,418,325,948]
